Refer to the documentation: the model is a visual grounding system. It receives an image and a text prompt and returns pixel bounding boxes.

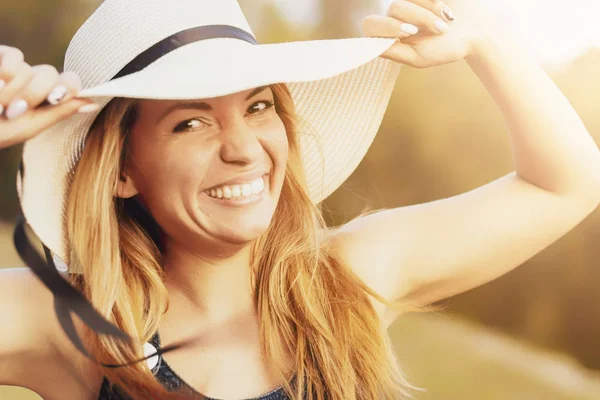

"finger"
[23,97,93,134]
[3,64,61,120]
[0,45,25,84]
[362,15,420,38]
[37,71,83,108]
[439,2,456,22]
[0,98,96,148]
[48,71,83,106]
[403,0,456,22]
[0,62,34,110]
[380,41,424,68]
[56,71,83,99]
[387,0,450,35]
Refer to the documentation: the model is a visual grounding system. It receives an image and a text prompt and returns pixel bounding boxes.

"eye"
[247,100,275,115]
[173,118,206,133]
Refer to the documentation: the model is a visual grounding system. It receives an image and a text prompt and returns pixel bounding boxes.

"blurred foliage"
[2,0,600,398]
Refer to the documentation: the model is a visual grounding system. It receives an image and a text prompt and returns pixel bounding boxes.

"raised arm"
[332,0,600,327]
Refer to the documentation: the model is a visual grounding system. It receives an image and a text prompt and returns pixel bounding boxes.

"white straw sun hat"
[16,0,402,273]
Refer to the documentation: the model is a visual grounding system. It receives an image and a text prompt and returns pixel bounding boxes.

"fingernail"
[47,85,69,105]
[434,19,450,33]
[78,103,101,113]
[6,99,28,120]
[0,80,5,91]
[441,5,456,22]
[0,104,4,116]
[400,23,419,35]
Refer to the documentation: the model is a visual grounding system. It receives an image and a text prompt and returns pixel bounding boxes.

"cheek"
[260,119,289,166]
[130,140,214,199]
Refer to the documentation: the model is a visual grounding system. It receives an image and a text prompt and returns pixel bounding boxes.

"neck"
[162,239,256,323]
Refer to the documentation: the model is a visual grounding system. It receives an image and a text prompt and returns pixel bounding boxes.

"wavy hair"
[65,84,418,400]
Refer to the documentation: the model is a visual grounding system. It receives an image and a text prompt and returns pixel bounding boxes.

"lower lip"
[201,176,268,207]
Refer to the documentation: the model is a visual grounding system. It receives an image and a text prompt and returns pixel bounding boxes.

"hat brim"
[77,37,396,99]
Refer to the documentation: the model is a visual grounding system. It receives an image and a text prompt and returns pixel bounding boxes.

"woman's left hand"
[362,0,490,68]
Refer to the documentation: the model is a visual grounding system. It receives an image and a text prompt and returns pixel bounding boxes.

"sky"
[269,0,600,67]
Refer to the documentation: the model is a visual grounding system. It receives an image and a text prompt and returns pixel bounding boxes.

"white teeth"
[241,184,252,196]
[251,178,264,194]
[205,176,266,199]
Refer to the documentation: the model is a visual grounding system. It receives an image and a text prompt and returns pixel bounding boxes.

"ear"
[116,171,139,199]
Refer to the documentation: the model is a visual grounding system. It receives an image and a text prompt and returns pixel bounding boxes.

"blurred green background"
[2,0,600,398]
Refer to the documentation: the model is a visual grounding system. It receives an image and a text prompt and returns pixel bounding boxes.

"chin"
[195,189,280,246]
[213,220,272,245]
[202,201,277,244]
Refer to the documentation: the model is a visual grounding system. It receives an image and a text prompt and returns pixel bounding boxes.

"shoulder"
[0,267,59,365]
[0,267,104,399]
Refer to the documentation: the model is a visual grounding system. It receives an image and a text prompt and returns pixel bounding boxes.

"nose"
[219,116,263,165]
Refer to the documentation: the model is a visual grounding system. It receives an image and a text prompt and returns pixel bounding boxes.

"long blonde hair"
[65,84,417,399]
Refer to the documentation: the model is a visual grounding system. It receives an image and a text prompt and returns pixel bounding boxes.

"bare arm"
[0,267,105,399]
[335,1,600,327]
[0,268,61,388]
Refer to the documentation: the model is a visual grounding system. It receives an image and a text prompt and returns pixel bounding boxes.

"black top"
[97,332,291,400]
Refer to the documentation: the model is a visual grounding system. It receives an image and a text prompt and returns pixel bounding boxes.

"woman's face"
[121,86,288,251]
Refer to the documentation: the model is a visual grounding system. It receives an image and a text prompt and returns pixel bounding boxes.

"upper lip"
[206,170,269,190]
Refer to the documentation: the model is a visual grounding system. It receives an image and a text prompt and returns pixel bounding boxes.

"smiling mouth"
[203,175,267,201]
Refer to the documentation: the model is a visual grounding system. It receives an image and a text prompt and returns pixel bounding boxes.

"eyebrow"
[157,86,270,123]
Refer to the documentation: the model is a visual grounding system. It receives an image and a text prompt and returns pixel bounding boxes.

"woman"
[1,0,600,399]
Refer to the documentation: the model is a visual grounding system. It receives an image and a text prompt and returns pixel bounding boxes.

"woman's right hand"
[0,45,99,149]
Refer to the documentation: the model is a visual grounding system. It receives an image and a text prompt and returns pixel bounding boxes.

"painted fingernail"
[441,5,456,22]
[47,84,69,105]
[78,103,101,113]
[434,19,450,33]
[0,79,5,91]
[400,23,419,35]
[6,99,28,120]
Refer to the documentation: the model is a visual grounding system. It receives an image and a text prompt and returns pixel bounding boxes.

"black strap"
[114,24,258,79]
